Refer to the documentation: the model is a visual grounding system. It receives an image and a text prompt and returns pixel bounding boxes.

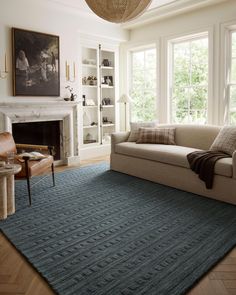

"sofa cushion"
[210,126,236,156]
[115,142,232,177]
[128,122,156,142]
[155,124,220,150]
[136,128,176,145]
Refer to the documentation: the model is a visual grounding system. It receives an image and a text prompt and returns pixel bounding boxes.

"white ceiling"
[49,0,178,14]
[47,0,227,28]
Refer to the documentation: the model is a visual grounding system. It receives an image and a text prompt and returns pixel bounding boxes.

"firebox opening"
[12,121,61,160]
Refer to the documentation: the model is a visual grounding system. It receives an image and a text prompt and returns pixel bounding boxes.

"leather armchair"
[0,132,55,205]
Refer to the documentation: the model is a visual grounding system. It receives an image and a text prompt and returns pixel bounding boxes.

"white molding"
[78,32,128,45]
[121,0,227,30]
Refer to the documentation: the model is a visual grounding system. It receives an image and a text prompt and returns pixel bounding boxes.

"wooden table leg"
[0,176,7,220]
[7,175,15,215]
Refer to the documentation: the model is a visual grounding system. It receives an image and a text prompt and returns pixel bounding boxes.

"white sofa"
[110,124,236,205]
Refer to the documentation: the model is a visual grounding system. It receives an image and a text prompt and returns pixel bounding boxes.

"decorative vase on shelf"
[86,133,93,141]
[102,59,110,67]
[102,133,111,144]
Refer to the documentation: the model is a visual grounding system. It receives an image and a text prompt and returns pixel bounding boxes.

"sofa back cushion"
[155,124,220,150]
[127,122,156,142]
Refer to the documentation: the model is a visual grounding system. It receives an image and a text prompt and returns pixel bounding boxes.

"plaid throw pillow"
[210,126,236,156]
[127,122,156,142]
[136,128,176,145]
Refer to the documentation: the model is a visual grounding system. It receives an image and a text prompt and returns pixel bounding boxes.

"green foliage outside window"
[130,49,156,122]
[130,38,209,124]
[172,38,208,124]
[230,32,236,124]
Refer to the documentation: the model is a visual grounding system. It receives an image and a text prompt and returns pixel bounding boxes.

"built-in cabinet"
[79,40,119,158]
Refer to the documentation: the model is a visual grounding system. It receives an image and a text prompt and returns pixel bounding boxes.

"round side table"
[0,164,21,220]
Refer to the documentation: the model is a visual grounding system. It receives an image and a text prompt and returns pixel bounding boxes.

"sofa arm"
[233,151,236,179]
[111,132,130,153]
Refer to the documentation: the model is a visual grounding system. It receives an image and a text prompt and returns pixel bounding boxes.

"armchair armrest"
[233,151,236,179]
[16,143,54,155]
[111,132,130,153]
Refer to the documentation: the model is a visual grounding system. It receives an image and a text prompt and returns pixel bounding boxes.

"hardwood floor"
[0,155,235,295]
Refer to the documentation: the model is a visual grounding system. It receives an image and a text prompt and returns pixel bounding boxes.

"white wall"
[0,0,128,104]
[120,0,236,129]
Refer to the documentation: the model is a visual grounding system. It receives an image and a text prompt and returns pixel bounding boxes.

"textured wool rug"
[1,163,236,295]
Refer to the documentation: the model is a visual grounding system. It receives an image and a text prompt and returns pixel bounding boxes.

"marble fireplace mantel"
[0,100,80,166]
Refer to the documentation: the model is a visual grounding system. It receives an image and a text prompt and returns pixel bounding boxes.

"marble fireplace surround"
[0,101,80,166]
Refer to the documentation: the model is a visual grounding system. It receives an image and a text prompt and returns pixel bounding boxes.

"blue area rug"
[1,163,236,295]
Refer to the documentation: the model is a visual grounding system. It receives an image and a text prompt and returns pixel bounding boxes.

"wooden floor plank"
[224,280,236,289]
[0,155,235,295]
[209,272,236,280]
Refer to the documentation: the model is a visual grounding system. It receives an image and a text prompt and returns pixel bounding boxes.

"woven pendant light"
[85,0,151,23]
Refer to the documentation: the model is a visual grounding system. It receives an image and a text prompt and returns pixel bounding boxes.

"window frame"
[129,45,158,122]
[168,31,210,124]
[226,28,236,124]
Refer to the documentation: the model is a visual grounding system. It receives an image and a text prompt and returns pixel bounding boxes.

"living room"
[0,0,236,294]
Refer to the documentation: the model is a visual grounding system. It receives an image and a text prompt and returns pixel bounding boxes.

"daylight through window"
[170,34,208,124]
[229,31,236,124]
[130,48,156,122]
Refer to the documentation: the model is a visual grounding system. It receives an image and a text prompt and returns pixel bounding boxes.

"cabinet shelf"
[82,85,97,88]
[83,105,97,109]
[101,66,114,70]
[82,64,97,68]
[83,141,98,146]
[102,124,115,127]
[102,105,114,108]
[83,125,98,129]
[101,85,114,89]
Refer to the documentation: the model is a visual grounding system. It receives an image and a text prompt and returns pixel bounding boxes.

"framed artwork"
[103,75,113,86]
[12,28,60,96]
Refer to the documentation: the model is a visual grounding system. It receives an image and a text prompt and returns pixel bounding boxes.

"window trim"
[167,30,212,124]
[221,22,236,125]
[129,45,158,122]
[228,30,236,123]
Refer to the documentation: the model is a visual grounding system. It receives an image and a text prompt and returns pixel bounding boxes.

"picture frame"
[12,28,60,96]
[103,76,113,86]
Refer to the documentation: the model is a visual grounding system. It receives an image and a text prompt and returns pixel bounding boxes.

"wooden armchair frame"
[15,143,55,206]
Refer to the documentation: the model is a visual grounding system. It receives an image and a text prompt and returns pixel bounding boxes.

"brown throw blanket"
[187,151,230,189]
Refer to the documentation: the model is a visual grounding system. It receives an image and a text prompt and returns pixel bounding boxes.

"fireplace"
[0,100,80,166]
[12,121,62,160]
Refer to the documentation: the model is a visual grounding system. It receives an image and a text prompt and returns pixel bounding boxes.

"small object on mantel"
[64,85,77,101]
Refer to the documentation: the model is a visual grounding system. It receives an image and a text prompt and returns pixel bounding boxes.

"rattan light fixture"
[85,0,152,23]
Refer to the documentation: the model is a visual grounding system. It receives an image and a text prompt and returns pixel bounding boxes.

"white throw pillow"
[210,126,236,156]
[128,122,156,142]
